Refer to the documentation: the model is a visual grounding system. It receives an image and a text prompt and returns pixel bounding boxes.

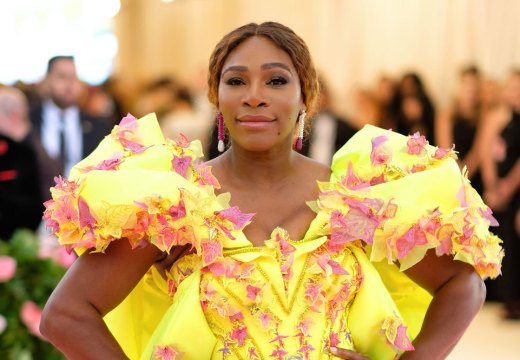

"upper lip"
[237,115,275,122]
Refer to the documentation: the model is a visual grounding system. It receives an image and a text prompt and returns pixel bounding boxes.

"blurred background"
[0,0,519,359]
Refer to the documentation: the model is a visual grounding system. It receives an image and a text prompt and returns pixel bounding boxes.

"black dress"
[452,115,484,196]
[489,111,520,311]
[0,134,43,240]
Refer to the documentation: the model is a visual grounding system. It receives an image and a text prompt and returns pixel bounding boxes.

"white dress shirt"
[41,100,82,177]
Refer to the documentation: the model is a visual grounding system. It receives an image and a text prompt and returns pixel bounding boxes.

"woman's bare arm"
[40,239,162,360]
[400,250,486,360]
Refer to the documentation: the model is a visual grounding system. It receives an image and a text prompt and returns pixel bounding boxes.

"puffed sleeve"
[43,113,252,265]
[321,124,503,279]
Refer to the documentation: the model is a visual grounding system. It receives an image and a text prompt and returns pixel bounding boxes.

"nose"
[242,82,267,108]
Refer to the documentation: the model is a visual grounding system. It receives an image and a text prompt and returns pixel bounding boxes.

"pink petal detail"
[119,138,150,154]
[394,325,415,351]
[343,162,370,189]
[168,199,186,220]
[78,196,96,229]
[395,224,427,258]
[480,207,499,226]
[246,285,261,301]
[218,206,255,230]
[230,325,249,347]
[201,240,222,266]
[172,156,192,177]
[175,133,191,148]
[194,162,220,188]
[371,134,391,165]
[406,132,428,155]
[329,332,340,347]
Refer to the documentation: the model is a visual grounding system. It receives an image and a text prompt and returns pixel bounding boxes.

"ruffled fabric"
[43,113,253,265]
[323,125,503,279]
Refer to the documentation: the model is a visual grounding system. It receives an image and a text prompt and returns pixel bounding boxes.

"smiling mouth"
[237,115,275,123]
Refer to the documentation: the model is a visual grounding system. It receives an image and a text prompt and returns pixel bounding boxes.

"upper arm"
[48,239,162,317]
[403,249,478,295]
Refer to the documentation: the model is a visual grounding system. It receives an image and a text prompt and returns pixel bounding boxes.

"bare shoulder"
[296,154,331,182]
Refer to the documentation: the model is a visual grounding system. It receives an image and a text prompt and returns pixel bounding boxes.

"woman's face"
[218,36,304,152]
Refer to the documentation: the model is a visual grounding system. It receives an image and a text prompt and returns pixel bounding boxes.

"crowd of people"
[0,36,517,358]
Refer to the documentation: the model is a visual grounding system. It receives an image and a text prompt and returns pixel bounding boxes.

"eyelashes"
[225,77,245,86]
[224,76,289,87]
[267,76,288,86]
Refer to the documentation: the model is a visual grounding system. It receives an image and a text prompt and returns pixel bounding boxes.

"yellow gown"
[43,114,502,360]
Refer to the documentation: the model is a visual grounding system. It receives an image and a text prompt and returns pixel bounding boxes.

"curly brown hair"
[207,22,319,119]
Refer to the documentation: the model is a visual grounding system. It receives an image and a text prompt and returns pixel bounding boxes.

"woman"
[395,72,436,144]
[480,70,520,318]
[435,65,483,195]
[40,22,501,359]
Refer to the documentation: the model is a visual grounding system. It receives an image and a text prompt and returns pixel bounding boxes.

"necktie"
[59,112,67,175]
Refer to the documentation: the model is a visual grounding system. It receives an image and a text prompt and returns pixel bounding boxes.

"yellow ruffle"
[43,113,251,264]
[326,124,503,278]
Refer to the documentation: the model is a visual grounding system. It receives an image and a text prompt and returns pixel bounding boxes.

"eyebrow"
[221,62,293,76]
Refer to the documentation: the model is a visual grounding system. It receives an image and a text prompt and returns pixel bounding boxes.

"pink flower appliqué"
[20,301,44,339]
[381,316,414,351]
[316,253,348,277]
[153,344,184,360]
[201,240,223,266]
[246,285,262,302]
[194,161,220,188]
[175,133,191,149]
[304,281,327,312]
[480,207,499,227]
[172,155,192,178]
[330,196,381,245]
[258,312,274,328]
[78,196,96,229]
[80,152,124,172]
[230,325,249,347]
[271,349,288,360]
[342,162,370,190]
[371,134,392,166]
[394,324,415,351]
[406,132,428,155]
[395,224,428,258]
[433,144,455,160]
[204,258,254,280]
[0,256,16,282]
[329,332,341,348]
[218,206,255,231]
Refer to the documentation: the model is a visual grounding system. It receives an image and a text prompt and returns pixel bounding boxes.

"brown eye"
[267,76,288,86]
[226,77,245,86]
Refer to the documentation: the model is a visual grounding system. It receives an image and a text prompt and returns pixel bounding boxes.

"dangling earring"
[217,112,225,152]
[294,110,306,151]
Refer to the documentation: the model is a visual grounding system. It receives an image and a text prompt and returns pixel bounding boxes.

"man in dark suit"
[0,87,43,240]
[28,55,112,200]
[300,77,358,165]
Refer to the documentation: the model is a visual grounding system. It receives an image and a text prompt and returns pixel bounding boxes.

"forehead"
[222,36,296,72]
[49,59,76,75]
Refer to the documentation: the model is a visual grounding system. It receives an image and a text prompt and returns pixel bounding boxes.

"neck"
[221,143,299,187]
